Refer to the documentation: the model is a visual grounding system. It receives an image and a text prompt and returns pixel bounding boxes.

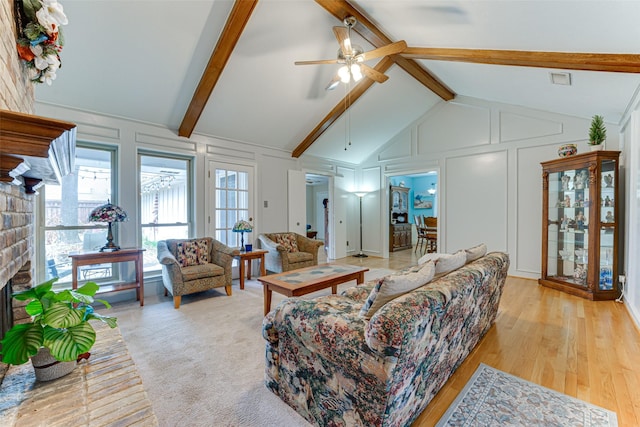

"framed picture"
[414,193,433,209]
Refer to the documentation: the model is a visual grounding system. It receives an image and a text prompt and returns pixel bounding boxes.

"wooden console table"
[69,248,145,306]
[235,249,267,290]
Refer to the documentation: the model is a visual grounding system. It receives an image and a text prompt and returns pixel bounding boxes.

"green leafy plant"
[0,278,117,365]
[588,115,606,145]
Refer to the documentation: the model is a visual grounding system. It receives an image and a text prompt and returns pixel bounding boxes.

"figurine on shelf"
[574,195,584,207]
[564,195,571,208]
[603,174,613,188]
[576,212,586,230]
[560,216,568,230]
[567,218,577,229]
[574,170,589,190]
[605,211,614,223]
[604,196,613,207]
[561,174,571,190]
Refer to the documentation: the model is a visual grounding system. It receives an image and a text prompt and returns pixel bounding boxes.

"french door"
[207,161,255,249]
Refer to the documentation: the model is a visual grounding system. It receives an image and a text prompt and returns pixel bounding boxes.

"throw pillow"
[359,261,435,320]
[465,243,487,263]
[176,240,209,267]
[417,250,467,275]
[274,234,299,253]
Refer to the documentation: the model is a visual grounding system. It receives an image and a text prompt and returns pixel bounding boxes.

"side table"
[69,248,145,306]
[235,250,267,290]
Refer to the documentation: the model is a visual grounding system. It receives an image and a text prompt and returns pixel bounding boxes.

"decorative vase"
[30,348,76,381]
[557,143,577,157]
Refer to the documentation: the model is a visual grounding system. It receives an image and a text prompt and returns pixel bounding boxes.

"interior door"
[330,175,347,259]
[287,170,306,235]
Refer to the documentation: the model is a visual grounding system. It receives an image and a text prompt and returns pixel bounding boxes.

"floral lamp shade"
[232,220,253,251]
[88,201,128,252]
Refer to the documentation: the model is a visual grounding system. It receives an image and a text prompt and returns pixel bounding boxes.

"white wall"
[619,107,640,328]
[358,96,622,280]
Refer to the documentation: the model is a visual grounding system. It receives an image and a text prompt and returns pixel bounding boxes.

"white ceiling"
[35,0,640,165]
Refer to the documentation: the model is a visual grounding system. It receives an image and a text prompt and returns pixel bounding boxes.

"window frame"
[35,142,119,284]
[138,149,194,275]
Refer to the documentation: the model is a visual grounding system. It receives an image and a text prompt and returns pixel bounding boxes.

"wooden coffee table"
[258,264,369,315]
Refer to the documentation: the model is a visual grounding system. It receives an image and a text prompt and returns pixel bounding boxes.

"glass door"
[208,162,254,249]
[547,168,590,287]
[599,158,616,290]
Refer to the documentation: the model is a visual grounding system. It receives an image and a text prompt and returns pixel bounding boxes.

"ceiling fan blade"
[359,40,407,62]
[402,47,640,73]
[333,26,353,56]
[295,59,339,66]
[360,63,389,83]
[325,74,341,91]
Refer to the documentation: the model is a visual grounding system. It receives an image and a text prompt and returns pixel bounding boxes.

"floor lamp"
[353,191,368,258]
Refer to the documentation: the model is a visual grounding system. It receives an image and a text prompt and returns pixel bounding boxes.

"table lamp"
[88,200,128,251]
[232,220,253,251]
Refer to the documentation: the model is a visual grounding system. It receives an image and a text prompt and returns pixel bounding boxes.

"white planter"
[30,348,76,381]
[590,143,605,151]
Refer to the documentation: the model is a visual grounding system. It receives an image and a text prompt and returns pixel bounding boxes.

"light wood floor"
[331,249,640,426]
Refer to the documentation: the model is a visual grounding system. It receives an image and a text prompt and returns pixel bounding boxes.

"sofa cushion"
[180,263,225,281]
[176,239,210,267]
[359,261,435,320]
[465,243,487,263]
[286,251,313,264]
[417,249,466,277]
[273,233,299,253]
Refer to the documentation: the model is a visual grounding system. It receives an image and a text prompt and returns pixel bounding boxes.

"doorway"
[306,173,329,262]
[387,170,439,254]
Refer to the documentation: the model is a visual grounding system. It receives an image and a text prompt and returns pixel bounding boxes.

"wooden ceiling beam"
[178,0,258,138]
[402,47,640,73]
[315,0,454,100]
[292,57,394,158]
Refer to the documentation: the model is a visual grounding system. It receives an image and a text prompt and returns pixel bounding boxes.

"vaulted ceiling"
[34,0,640,165]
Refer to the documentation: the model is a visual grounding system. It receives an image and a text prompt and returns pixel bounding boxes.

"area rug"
[436,363,618,427]
[107,267,393,427]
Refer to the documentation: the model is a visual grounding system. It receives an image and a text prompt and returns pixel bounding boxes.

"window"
[41,144,116,285]
[139,152,191,272]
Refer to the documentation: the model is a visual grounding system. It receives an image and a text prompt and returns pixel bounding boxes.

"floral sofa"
[262,251,509,427]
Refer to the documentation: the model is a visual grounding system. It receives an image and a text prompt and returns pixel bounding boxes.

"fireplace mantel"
[0,109,76,193]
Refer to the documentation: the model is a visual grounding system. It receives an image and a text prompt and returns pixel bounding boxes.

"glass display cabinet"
[389,185,412,251]
[539,150,621,300]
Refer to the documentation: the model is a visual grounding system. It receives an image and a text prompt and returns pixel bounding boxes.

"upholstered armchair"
[157,237,239,309]
[258,232,324,273]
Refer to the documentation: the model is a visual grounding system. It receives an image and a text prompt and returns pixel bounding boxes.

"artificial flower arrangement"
[15,0,68,85]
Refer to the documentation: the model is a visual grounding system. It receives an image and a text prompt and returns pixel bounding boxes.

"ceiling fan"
[295,16,407,90]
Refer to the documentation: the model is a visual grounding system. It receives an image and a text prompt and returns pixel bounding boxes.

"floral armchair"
[257,232,324,273]
[157,237,239,308]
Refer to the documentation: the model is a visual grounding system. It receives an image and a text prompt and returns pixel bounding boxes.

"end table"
[235,249,267,290]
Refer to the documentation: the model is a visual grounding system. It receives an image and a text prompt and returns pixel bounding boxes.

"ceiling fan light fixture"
[338,65,350,83]
[351,64,362,81]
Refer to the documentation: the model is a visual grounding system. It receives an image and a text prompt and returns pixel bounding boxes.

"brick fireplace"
[1,0,37,377]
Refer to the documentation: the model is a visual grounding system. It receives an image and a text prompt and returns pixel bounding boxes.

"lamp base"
[353,252,368,258]
[99,222,121,252]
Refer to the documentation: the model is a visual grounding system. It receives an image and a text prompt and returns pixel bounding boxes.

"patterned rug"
[436,363,618,427]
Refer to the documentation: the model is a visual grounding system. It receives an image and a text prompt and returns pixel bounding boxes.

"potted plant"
[0,278,117,381]
[588,114,606,150]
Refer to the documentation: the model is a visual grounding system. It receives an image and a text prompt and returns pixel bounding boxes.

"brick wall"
[0,0,37,324]
[1,0,35,112]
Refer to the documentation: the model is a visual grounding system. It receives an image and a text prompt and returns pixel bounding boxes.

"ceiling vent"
[549,72,572,86]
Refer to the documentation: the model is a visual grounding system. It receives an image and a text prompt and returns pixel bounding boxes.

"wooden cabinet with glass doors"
[539,150,621,300]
